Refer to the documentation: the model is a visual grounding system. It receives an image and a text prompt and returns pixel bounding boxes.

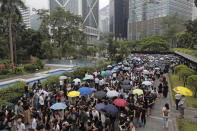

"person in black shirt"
[7,109,15,131]
[135,103,142,128]
[24,83,29,98]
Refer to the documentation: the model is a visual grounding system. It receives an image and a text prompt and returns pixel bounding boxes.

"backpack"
[164,110,168,116]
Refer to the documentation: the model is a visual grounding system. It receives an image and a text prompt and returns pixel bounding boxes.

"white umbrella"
[73,78,81,85]
[59,76,67,80]
[143,70,149,75]
[142,81,152,86]
[107,90,119,98]
[107,65,112,68]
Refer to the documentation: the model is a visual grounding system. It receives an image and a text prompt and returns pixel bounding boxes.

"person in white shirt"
[92,108,100,120]
[39,93,44,111]
[59,80,63,90]
[178,95,186,119]
[162,103,170,129]
[31,117,37,130]
[100,110,106,127]
[175,94,181,110]
[95,77,99,89]
[17,118,25,131]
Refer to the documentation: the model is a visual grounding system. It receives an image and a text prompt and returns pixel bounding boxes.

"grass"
[168,73,197,108]
[172,48,197,58]
[177,119,197,131]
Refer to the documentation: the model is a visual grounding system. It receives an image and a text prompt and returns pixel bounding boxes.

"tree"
[187,75,197,97]
[0,0,26,65]
[107,33,118,60]
[140,35,170,52]
[176,31,193,48]
[41,40,53,60]
[179,68,195,86]
[174,65,188,74]
[195,0,197,7]
[161,14,185,47]
[185,20,197,49]
[116,41,130,62]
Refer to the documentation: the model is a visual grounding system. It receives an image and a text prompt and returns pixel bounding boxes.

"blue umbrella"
[105,70,112,76]
[95,103,106,111]
[113,66,119,70]
[50,103,67,110]
[78,87,91,95]
[118,62,122,65]
[104,104,118,115]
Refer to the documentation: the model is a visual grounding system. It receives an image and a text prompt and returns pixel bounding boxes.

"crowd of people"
[0,54,180,131]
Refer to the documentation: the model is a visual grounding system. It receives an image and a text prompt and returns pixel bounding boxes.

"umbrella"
[73,78,81,85]
[173,86,193,96]
[142,81,152,86]
[122,80,130,85]
[95,103,106,111]
[118,62,122,65]
[113,66,119,70]
[59,76,67,80]
[107,90,119,98]
[121,85,131,90]
[83,75,94,80]
[136,68,143,71]
[90,88,97,92]
[107,65,112,68]
[155,67,160,70]
[133,89,143,95]
[104,104,118,115]
[101,71,105,77]
[50,103,67,110]
[105,70,112,76]
[143,70,149,74]
[94,91,106,99]
[113,99,128,107]
[78,87,91,95]
[67,91,80,98]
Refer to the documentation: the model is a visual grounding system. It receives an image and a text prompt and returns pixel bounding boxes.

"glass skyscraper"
[49,0,99,41]
[128,0,193,40]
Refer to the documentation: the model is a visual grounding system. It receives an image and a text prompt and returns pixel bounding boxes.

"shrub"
[42,76,59,89]
[0,99,13,109]
[24,64,37,72]
[0,69,10,75]
[174,64,188,74]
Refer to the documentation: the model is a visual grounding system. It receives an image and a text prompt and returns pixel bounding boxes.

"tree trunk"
[194,87,197,98]
[8,16,14,66]
[14,36,17,65]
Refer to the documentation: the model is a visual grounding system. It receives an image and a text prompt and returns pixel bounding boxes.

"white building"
[49,0,99,42]
[20,0,31,29]
[192,2,197,20]
[99,5,109,32]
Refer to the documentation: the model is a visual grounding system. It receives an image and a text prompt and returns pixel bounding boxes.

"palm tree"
[0,0,26,65]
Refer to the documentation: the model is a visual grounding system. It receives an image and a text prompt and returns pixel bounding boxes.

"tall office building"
[100,5,110,32]
[109,0,129,40]
[20,0,31,29]
[49,0,99,41]
[128,0,193,40]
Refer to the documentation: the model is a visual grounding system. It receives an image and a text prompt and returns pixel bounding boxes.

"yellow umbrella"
[173,86,193,96]
[133,89,143,95]
[67,91,80,98]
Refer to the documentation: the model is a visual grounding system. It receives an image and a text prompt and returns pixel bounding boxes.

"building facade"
[128,0,193,40]
[99,5,110,32]
[109,0,129,40]
[20,0,31,29]
[49,0,99,41]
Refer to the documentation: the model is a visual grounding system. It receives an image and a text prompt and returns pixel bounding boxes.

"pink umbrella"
[113,98,128,107]
[136,67,143,71]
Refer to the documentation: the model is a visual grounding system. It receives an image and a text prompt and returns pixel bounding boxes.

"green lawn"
[168,73,197,108]
[177,119,197,131]
[172,48,197,58]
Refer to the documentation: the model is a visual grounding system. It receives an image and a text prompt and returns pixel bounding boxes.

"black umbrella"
[121,85,131,90]
[94,91,106,99]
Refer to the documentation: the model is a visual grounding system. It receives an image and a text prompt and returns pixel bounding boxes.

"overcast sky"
[27,0,109,10]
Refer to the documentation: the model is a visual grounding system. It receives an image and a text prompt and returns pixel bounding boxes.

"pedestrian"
[158,83,163,97]
[24,83,29,98]
[178,95,186,119]
[175,93,181,110]
[162,103,170,129]
[16,118,25,131]
[163,83,168,98]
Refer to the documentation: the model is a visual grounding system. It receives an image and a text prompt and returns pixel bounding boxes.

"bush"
[0,69,10,75]
[24,64,37,72]
[42,76,59,89]
[174,64,188,74]
[0,82,26,104]
[0,99,13,109]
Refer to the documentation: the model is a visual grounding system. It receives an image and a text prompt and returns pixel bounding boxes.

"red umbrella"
[113,98,128,107]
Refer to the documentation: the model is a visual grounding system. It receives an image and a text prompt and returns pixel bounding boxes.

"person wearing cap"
[175,93,181,110]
